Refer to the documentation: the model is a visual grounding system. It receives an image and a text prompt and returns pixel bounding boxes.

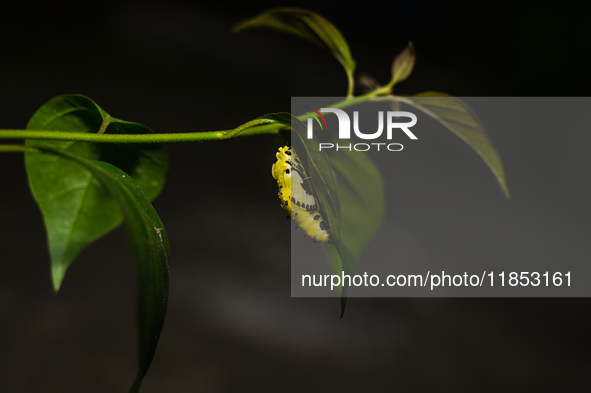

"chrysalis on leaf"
[272,146,330,243]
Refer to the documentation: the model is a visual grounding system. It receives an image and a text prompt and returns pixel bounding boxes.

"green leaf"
[234,7,356,95]
[386,41,416,89]
[327,148,384,257]
[257,112,384,316]
[322,147,385,317]
[266,112,363,317]
[24,94,168,291]
[335,239,356,319]
[35,147,169,393]
[394,92,510,198]
[262,111,387,316]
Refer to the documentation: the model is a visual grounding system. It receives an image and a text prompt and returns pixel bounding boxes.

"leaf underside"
[404,92,509,198]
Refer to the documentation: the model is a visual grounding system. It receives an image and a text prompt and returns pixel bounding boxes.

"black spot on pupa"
[314,215,320,220]
[285,169,290,174]
[301,178,314,196]
[291,197,295,203]
[284,201,288,206]
[297,201,301,207]
[285,150,291,155]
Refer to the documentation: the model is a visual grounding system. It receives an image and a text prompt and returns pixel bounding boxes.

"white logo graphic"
[306,108,417,152]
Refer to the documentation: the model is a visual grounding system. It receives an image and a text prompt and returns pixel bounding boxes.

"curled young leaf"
[386,41,416,90]
[357,72,382,94]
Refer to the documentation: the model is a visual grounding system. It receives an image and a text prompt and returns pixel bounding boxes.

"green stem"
[0,145,41,153]
[0,118,282,144]
[346,70,355,98]
[0,91,391,145]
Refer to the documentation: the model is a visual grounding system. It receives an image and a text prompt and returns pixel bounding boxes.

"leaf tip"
[501,182,510,199]
[340,296,347,319]
[231,21,248,33]
[51,266,65,293]
[493,166,510,199]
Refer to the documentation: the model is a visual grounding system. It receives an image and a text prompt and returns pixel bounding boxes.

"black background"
[1,0,590,392]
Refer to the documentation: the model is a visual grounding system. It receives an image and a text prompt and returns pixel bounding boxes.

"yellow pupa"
[272,146,330,243]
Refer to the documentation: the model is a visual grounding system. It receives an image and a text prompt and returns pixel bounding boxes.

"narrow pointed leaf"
[327,148,384,257]
[37,147,169,393]
[261,112,378,316]
[394,92,510,197]
[24,94,168,290]
[336,239,356,318]
[266,111,387,316]
[234,8,356,85]
[321,147,385,317]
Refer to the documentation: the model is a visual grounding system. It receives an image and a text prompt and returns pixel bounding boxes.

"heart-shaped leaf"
[24,94,168,291]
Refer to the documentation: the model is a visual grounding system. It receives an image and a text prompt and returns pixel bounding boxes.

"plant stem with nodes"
[0,90,394,147]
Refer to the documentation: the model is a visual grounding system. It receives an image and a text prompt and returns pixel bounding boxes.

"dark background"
[1,0,590,392]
